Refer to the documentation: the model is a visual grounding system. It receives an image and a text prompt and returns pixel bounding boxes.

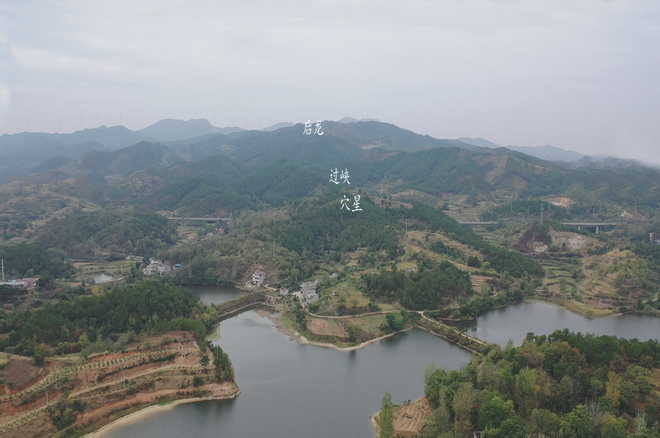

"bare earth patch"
[373,398,432,437]
[307,318,347,337]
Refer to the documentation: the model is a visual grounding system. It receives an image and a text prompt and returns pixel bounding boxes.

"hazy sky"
[1,1,659,163]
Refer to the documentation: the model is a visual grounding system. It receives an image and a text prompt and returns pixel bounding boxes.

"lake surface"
[188,284,246,305]
[107,291,660,438]
[107,310,472,438]
[448,301,660,346]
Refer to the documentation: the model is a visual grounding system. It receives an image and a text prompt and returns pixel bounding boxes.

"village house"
[252,270,265,286]
[279,287,289,296]
[300,280,319,304]
[0,278,37,288]
[143,259,173,276]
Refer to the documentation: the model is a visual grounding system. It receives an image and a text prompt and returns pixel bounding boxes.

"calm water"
[107,310,472,438]
[91,273,114,284]
[187,284,246,306]
[107,291,659,438]
[448,301,660,346]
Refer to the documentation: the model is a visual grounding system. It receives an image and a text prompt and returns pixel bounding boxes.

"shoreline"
[298,328,413,352]
[84,391,241,438]
[206,323,222,342]
[258,309,413,352]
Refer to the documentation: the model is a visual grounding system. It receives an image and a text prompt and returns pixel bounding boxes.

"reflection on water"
[186,284,245,305]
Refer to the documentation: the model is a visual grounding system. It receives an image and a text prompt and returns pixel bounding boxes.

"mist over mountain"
[459,137,589,162]
[2,118,657,188]
[262,122,295,132]
[138,118,243,141]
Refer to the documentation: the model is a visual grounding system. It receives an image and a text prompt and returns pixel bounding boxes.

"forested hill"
[420,330,660,437]
[35,210,177,258]
[3,119,660,223]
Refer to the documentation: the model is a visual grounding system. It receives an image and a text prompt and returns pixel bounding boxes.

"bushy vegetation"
[428,240,465,260]
[394,202,544,277]
[276,193,402,259]
[0,243,74,279]
[0,280,217,357]
[135,178,252,216]
[422,330,660,438]
[36,210,177,258]
[362,259,473,310]
[212,345,234,381]
[632,243,660,273]
[428,288,524,319]
[234,158,326,207]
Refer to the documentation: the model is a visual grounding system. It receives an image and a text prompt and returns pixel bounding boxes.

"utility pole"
[273,238,275,259]
[46,390,49,407]
[1,258,4,281]
[405,219,408,233]
[540,204,544,223]
[124,371,126,389]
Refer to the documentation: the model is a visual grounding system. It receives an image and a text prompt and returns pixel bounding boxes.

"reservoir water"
[189,284,246,305]
[107,289,660,438]
[107,309,472,438]
[447,301,660,346]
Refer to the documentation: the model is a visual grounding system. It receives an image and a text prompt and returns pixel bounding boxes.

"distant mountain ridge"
[1,119,655,184]
[459,137,588,162]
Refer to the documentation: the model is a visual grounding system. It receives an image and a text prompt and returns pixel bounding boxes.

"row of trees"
[420,330,660,438]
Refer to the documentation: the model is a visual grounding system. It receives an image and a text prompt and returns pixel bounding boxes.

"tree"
[467,256,482,268]
[602,414,626,438]
[515,366,538,418]
[377,391,394,438]
[200,355,210,366]
[489,415,526,438]
[33,343,53,366]
[37,271,53,288]
[347,324,357,343]
[605,371,622,410]
[566,404,597,438]
[478,395,514,430]
[529,409,561,438]
[453,382,475,437]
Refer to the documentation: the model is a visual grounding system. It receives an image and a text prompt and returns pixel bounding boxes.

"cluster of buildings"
[0,278,37,289]
[252,269,320,304]
[143,259,180,276]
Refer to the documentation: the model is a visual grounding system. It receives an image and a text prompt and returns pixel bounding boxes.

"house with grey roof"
[300,280,319,304]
